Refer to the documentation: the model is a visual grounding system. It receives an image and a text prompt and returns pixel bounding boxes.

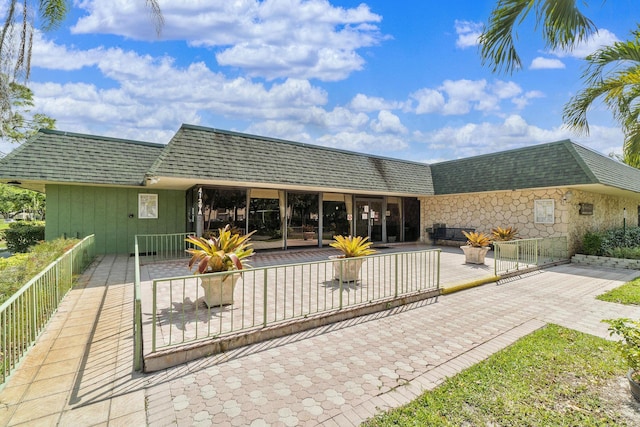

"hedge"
[2,221,45,253]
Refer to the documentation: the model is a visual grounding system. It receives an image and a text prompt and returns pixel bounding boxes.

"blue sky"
[5,0,640,162]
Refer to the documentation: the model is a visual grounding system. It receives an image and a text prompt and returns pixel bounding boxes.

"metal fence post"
[394,254,399,298]
[263,271,268,327]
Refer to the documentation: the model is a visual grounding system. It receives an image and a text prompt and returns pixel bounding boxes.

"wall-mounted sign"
[579,203,594,215]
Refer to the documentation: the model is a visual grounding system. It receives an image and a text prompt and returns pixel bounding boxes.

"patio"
[138,244,497,369]
[1,245,639,426]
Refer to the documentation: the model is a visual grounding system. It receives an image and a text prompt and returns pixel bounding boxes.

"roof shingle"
[0,129,164,187]
[149,124,434,195]
[429,140,640,195]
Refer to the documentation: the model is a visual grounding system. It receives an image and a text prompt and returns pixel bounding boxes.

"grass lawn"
[597,276,640,305]
[363,324,636,426]
[365,276,640,426]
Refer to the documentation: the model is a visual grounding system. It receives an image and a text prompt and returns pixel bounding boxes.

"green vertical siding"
[45,185,186,254]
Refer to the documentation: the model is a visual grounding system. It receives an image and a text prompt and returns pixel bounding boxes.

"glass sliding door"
[186,187,247,236]
[403,197,421,241]
[386,197,401,243]
[355,198,383,242]
[248,189,284,250]
[322,193,352,245]
[286,192,319,248]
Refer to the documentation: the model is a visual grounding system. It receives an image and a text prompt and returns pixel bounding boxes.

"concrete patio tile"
[9,412,60,427]
[21,375,75,401]
[0,384,27,406]
[8,391,66,425]
[34,358,83,381]
[58,399,110,426]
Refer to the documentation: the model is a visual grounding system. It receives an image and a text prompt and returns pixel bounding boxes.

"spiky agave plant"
[461,230,492,248]
[186,225,255,275]
[329,235,376,258]
[491,226,519,241]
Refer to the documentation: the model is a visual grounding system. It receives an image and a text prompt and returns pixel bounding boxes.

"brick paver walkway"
[0,249,639,426]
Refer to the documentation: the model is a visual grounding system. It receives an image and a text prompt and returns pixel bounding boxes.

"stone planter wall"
[571,254,640,270]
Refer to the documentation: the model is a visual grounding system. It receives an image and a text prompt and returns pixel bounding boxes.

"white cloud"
[454,20,482,48]
[348,94,404,112]
[439,79,495,115]
[71,0,385,81]
[410,79,537,116]
[511,90,545,109]
[554,29,620,59]
[416,114,622,159]
[491,80,522,99]
[370,110,407,134]
[411,88,445,114]
[530,57,565,70]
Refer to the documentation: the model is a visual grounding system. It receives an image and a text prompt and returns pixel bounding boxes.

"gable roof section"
[430,140,640,195]
[0,129,164,187]
[149,124,434,195]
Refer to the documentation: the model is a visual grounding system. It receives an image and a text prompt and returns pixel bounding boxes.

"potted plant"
[329,235,376,282]
[491,226,519,259]
[186,225,255,307]
[302,224,315,240]
[460,230,492,264]
[604,318,640,402]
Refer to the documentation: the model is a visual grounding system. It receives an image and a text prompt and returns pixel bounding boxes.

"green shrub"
[606,247,640,260]
[2,221,45,253]
[0,238,78,304]
[600,226,640,254]
[581,231,603,255]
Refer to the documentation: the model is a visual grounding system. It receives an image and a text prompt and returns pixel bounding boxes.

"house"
[1,124,639,255]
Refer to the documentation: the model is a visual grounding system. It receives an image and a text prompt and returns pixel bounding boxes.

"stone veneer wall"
[566,189,639,253]
[420,187,640,255]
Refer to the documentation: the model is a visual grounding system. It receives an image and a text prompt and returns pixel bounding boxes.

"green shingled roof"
[0,129,164,187]
[4,127,640,199]
[148,124,434,195]
[430,139,640,195]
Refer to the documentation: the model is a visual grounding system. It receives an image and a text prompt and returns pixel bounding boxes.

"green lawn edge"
[363,324,629,426]
[597,276,640,305]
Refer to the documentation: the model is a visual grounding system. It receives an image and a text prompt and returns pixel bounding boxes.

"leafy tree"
[479,1,640,167]
[2,78,55,143]
[0,1,163,136]
[0,183,44,219]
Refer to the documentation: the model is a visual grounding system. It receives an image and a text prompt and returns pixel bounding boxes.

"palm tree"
[563,28,640,167]
[479,0,597,74]
[0,0,163,140]
[480,1,640,167]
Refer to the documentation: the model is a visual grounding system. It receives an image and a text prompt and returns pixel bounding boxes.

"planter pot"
[329,255,366,282]
[199,273,240,307]
[303,232,315,240]
[628,369,640,402]
[388,236,397,243]
[461,245,490,265]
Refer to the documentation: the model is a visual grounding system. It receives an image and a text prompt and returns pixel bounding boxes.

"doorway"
[355,198,383,242]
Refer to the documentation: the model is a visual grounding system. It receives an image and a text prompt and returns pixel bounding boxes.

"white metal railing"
[148,249,441,352]
[135,232,195,263]
[494,236,569,275]
[134,232,195,370]
[0,235,95,384]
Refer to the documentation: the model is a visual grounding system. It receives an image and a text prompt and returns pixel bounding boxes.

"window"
[138,194,158,219]
[534,199,554,224]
